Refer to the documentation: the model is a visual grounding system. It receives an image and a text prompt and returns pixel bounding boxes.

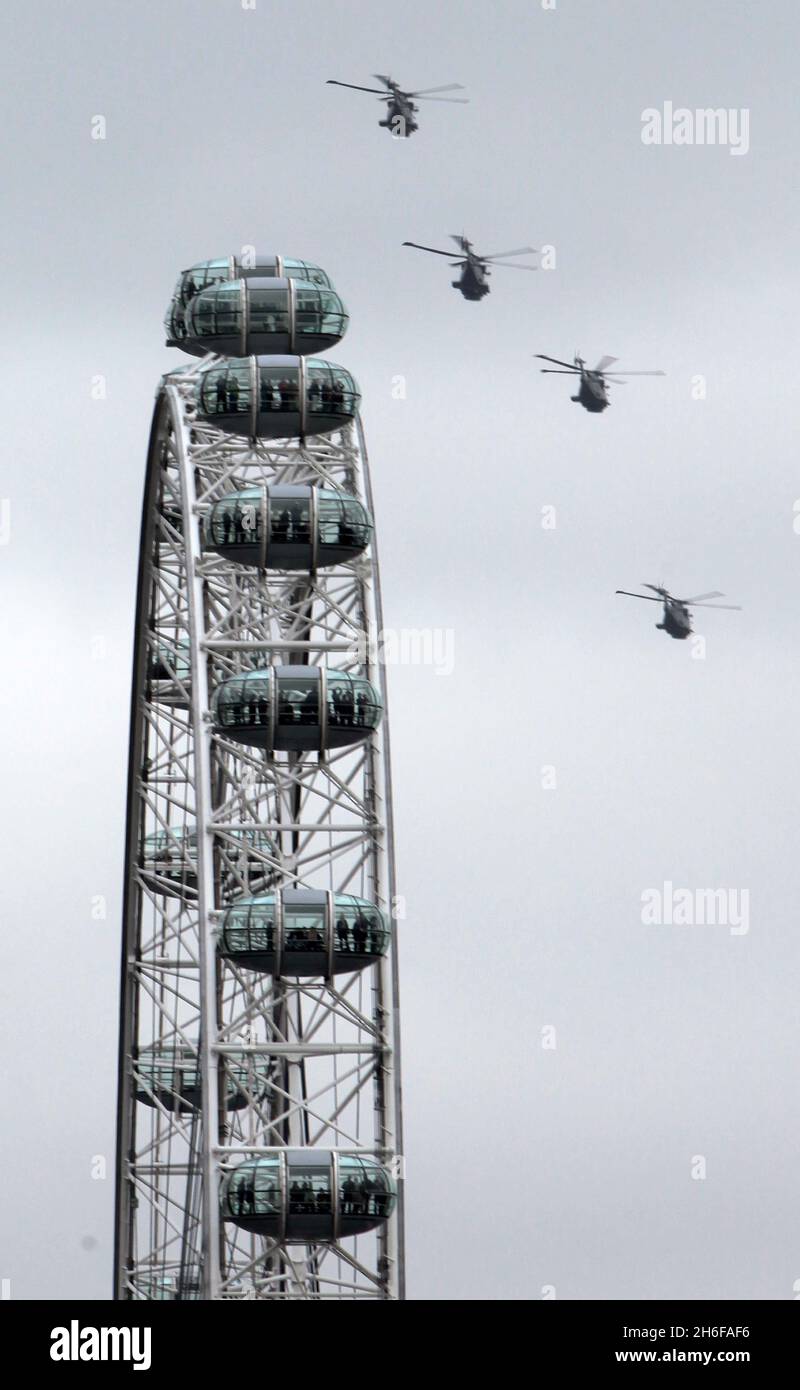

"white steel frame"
[115,357,404,1300]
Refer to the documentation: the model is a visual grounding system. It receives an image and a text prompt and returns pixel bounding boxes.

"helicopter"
[536,353,665,412]
[403,235,538,300]
[326,74,468,137]
[616,584,741,639]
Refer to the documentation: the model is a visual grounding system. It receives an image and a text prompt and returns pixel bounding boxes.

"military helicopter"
[616,584,741,639]
[536,353,665,412]
[326,74,468,137]
[403,235,537,300]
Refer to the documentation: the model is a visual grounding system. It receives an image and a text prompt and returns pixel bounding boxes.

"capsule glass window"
[270,497,310,545]
[317,494,372,549]
[327,674,382,731]
[276,675,318,728]
[225,1160,281,1220]
[258,367,300,414]
[190,281,240,338]
[283,259,333,288]
[284,900,326,953]
[214,672,271,730]
[200,365,252,419]
[306,362,358,419]
[333,901,389,957]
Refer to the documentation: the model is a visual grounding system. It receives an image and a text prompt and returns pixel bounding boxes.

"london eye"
[114,255,404,1300]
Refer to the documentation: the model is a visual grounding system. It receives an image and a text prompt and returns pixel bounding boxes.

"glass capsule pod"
[194,356,360,440]
[181,278,348,358]
[221,1151,396,1240]
[141,825,275,898]
[165,255,335,346]
[148,639,191,706]
[218,889,390,977]
[203,484,372,570]
[135,1044,269,1114]
[212,665,382,753]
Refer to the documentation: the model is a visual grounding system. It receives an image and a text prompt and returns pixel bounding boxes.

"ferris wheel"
[114,254,404,1300]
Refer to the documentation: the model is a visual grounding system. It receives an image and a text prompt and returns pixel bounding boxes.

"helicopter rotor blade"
[480,247,537,261]
[482,261,537,271]
[413,95,470,103]
[607,370,666,377]
[594,355,618,373]
[373,74,395,87]
[327,80,388,95]
[616,590,664,603]
[535,353,580,371]
[643,584,670,597]
[409,83,466,96]
[402,242,458,258]
[688,602,742,611]
[603,377,628,385]
[680,591,724,604]
[540,369,581,374]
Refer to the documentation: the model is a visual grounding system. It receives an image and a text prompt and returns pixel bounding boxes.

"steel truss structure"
[115,356,404,1299]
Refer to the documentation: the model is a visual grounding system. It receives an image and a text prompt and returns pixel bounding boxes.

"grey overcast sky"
[1,0,799,1300]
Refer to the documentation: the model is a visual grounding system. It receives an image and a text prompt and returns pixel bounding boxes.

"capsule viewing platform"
[165,254,335,347]
[180,278,349,358]
[221,1152,396,1240]
[136,1044,268,1114]
[204,485,372,570]
[212,666,382,752]
[194,357,360,439]
[218,889,390,976]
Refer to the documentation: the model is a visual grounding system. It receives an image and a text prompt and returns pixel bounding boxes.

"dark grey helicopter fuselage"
[573,370,610,412]
[454,258,490,300]
[657,601,692,639]
[380,92,418,135]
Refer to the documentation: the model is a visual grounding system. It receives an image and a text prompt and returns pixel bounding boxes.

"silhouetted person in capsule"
[237,1173,256,1216]
[320,380,332,412]
[338,514,357,547]
[274,509,291,543]
[342,1176,356,1215]
[308,379,321,412]
[340,685,355,727]
[336,915,350,953]
[300,688,317,725]
[353,913,369,955]
[215,377,227,412]
[329,688,344,727]
[228,376,240,411]
[289,1180,304,1214]
[332,379,345,413]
